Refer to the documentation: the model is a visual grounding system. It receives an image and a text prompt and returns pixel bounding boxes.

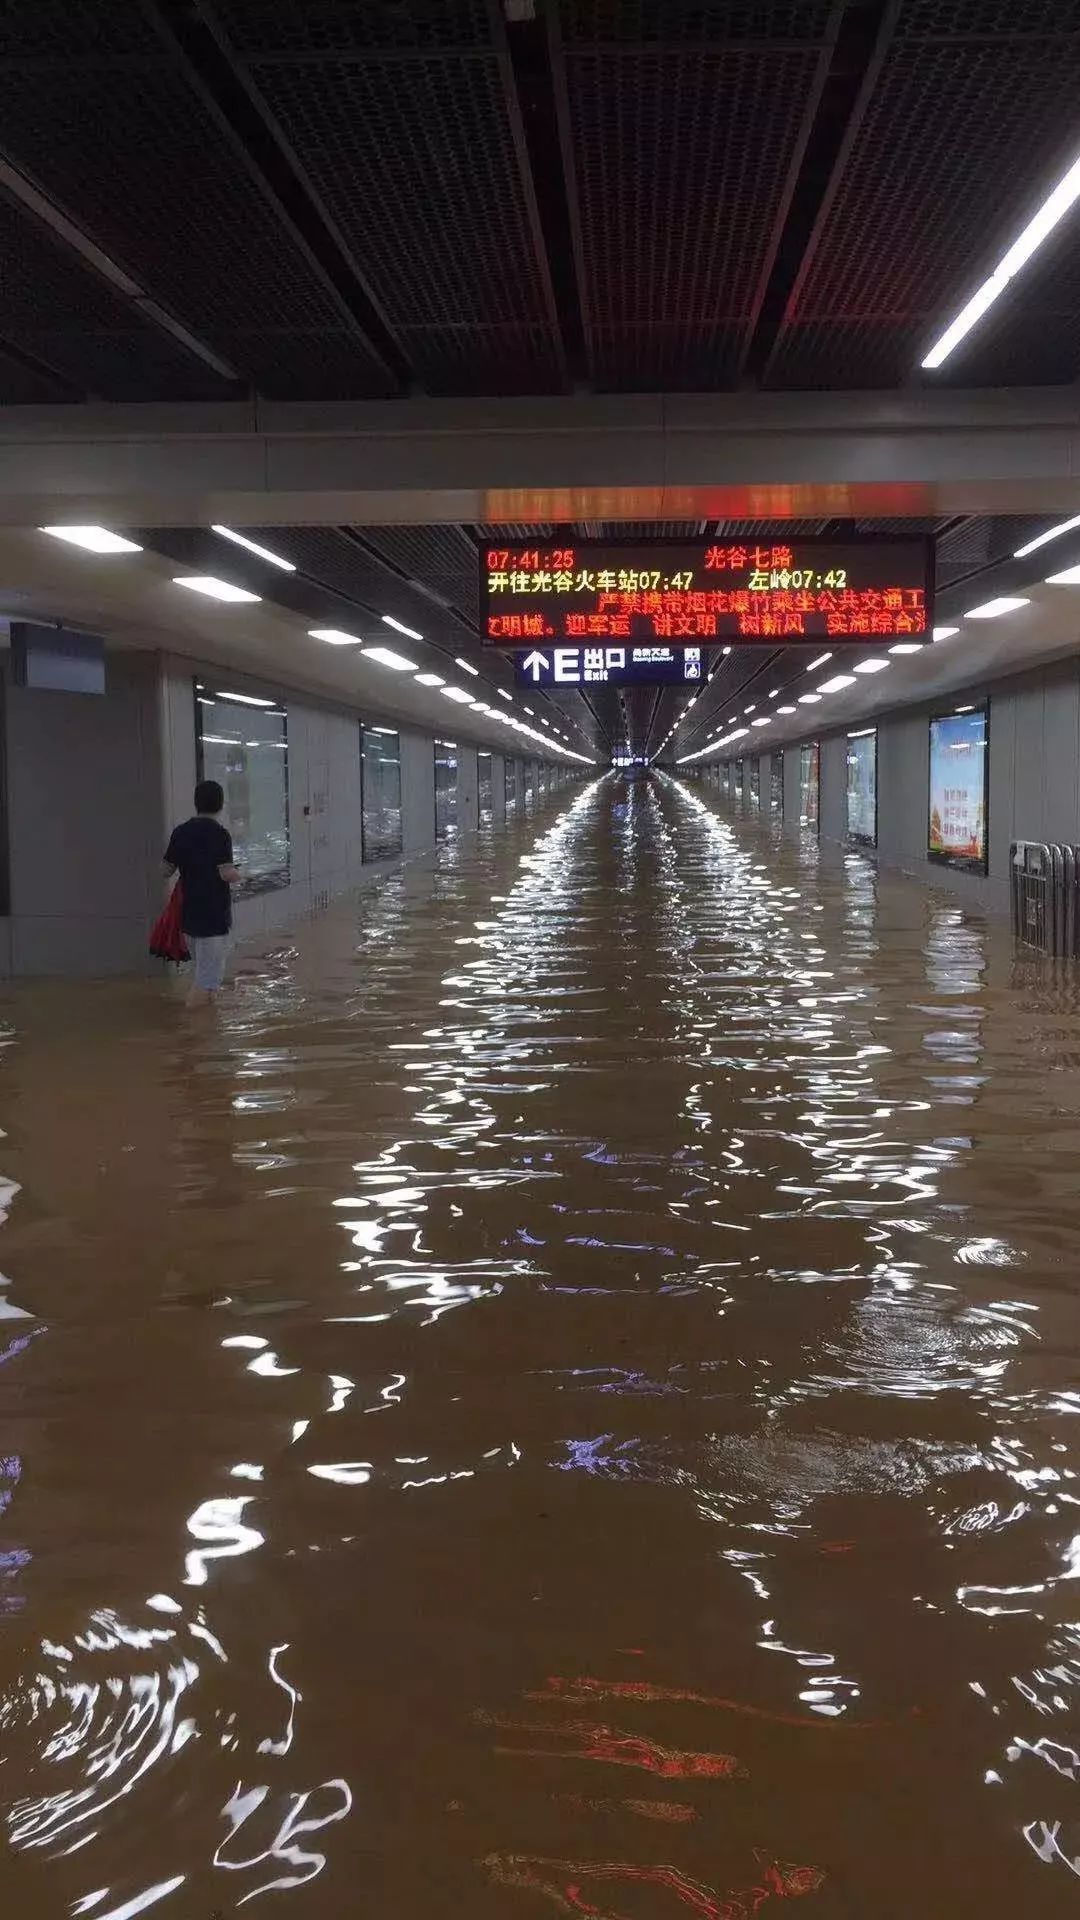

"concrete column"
[456,744,479,833]
[491,754,506,827]
[820,735,847,843]
[2,649,164,974]
[401,728,436,854]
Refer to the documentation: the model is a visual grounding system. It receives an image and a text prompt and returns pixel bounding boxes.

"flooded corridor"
[2,772,1080,1916]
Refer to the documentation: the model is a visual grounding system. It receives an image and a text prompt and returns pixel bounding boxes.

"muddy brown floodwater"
[2,771,1080,1916]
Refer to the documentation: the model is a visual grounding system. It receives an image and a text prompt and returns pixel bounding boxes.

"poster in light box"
[928,709,988,873]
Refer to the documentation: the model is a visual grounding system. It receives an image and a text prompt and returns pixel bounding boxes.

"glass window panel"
[771,751,784,815]
[478,752,493,823]
[361,726,402,863]
[196,685,289,895]
[799,741,820,831]
[846,731,877,847]
[504,758,518,814]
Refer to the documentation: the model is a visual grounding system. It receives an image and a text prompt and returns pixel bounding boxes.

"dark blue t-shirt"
[165,817,233,937]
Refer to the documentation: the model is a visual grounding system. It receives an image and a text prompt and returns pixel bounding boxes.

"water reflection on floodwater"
[1,772,1080,1913]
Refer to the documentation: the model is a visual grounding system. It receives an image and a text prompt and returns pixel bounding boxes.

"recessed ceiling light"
[798,692,822,704]
[382,614,422,640]
[173,575,260,603]
[769,688,780,698]
[932,626,959,641]
[853,657,890,674]
[523,705,535,715]
[40,524,142,553]
[890,641,924,654]
[818,673,856,693]
[498,689,513,703]
[806,652,832,672]
[751,717,770,727]
[414,671,445,687]
[441,686,475,704]
[964,597,1029,620]
[922,148,1080,368]
[363,645,416,671]
[1044,564,1080,586]
[309,627,363,646]
[211,525,295,571]
[455,656,480,676]
[1014,515,1080,558]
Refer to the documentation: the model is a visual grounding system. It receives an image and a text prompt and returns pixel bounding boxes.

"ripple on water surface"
[1,775,1080,1913]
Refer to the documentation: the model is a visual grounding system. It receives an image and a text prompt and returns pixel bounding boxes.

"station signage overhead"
[514,644,704,688]
[483,536,932,646]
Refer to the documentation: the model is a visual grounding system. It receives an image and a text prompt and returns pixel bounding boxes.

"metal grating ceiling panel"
[0,193,230,401]
[355,526,481,627]
[768,4,1080,388]
[0,344,70,405]
[560,2,833,43]
[0,1,394,399]
[561,50,824,387]
[211,0,563,393]
[557,2,832,387]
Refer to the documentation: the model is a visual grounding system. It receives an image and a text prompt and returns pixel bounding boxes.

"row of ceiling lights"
[39,524,595,763]
[676,530,1080,765]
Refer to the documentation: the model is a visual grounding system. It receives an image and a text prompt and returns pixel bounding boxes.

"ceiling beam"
[144,0,410,389]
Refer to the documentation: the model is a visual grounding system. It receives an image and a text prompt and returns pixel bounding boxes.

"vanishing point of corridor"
[1,775,1078,1917]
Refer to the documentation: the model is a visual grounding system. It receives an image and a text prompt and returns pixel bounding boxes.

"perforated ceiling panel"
[0,1,394,398]
[556,0,833,387]
[768,2,1080,388]
[356,526,482,628]
[209,0,562,394]
[0,192,229,401]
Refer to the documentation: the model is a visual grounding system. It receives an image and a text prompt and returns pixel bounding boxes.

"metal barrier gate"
[1011,841,1080,954]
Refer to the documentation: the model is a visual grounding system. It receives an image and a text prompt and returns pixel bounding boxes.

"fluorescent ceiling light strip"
[848,727,876,739]
[173,575,260,604]
[932,626,959,641]
[497,689,513,703]
[1044,565,1080,586]
[211,525,295,571]
[798,692,821,704]
[363,645,416,671]
[309,627,363,646]
[40,524,142,553]
[441,686,475,704]
[382,614,422,641]
[818,673,856,693]
[922,148,1080,368]
[414,672,445,687]
[806,652,832,672]
[1014,515,1080,558]
[454,656,480,677]
[853,657,890,674]
[890,641,924,654]
[777,705,796,715]
[964,597,1029,620]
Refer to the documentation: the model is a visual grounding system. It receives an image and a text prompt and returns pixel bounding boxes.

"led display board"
[514,643,704,688]
[483,536,931,647]
[929,707,988,873]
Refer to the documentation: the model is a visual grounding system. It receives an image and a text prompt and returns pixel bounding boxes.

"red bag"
[149,884,189,964]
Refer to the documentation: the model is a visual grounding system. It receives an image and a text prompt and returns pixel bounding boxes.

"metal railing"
[1010,841,1080,955]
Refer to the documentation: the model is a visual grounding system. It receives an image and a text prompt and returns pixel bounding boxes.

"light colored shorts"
[188,934,229,992]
